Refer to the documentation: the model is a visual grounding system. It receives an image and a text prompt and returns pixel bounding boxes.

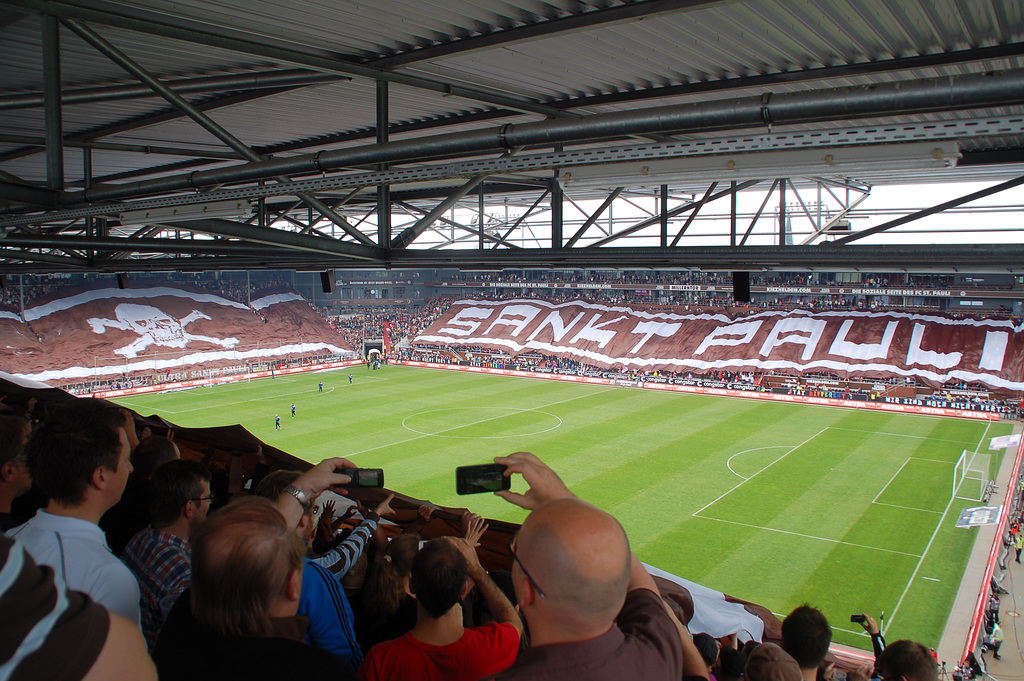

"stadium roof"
[1,0,1023,273]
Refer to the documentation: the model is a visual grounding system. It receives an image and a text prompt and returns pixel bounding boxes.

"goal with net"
[954,449,991,502]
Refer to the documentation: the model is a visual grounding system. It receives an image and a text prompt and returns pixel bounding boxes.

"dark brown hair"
[149,459,211,527]
[361,532,420,628]
[27,403,124,505]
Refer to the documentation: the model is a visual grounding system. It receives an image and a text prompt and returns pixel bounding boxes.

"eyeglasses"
[191,493,216,504]
[508,535,546,599]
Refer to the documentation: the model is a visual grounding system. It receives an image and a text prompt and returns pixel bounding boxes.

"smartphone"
[850,614,867,624]
[456,463,510,495]
[343,467,384,488]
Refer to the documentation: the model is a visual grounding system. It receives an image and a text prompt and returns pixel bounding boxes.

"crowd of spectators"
[0,271,296,315]
[2,394,956,681]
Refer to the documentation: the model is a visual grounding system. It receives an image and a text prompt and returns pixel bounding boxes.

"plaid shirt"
[122,527,192,650]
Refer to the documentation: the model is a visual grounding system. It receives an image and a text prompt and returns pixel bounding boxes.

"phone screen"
[456,464,510,495]
[349,468,384,488]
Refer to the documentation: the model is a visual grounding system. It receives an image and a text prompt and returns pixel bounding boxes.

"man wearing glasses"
[122,459,213,650]
[488,451,705,681]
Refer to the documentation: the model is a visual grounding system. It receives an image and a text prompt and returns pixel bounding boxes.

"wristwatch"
[283,484,312,511]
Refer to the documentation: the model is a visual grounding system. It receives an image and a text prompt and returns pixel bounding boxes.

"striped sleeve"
[0,536,109,681]
[313,518,377,576]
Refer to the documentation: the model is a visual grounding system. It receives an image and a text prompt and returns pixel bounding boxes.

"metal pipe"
[0,180,60,206]
[0,68,347,110]
[64,69,1024,207]
[42,15,63,190]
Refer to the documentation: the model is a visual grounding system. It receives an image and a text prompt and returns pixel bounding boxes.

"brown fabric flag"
[415,299,1024,392]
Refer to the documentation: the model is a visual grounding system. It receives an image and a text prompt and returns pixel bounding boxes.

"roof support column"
[478,181,485,249]
[730,181,737,247]
[42,15,64,190]
[551,144,564,249]
[778,180,787,246]
[376,80,391,248]
[659,185,669,248]
[83,147,93,240]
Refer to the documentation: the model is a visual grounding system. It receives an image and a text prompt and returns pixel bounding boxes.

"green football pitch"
[112,364,1011,650]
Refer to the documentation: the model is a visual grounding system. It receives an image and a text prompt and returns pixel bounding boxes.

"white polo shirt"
[7,510,142,625]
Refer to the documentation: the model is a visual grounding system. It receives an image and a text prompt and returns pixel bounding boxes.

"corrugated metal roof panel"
[2,0,1023,197]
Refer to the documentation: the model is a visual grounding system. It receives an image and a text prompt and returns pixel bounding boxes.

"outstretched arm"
[451,537,524,639]
[492,451,576,509]
[275,457,356,527]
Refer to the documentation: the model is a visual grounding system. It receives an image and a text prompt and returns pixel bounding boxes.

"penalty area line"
[690,515,922,558]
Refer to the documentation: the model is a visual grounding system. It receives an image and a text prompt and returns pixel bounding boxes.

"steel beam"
[798,189,870,245]
[394,200,517,249]
[670,182,717,247]
[0,134,245,160]
[3,241,1022,274]
[550,178,563,249]
[729,181,737,247]
[0,86,301,164]
[779,180,787,245]
[64,18,376,247]
[390,176,487,249]
[377,80,391,247]
[593,180,761,247]
[565,187,623,248]
[492,189,549,249]
[659,185,669,247]
[0,68,347,110]
[739,180,779,246]
[166,220,383,259]
[53,69,1024,207]
[383,244,1024,273]
[42,14,64,190]
[9,0,569,119]
[832,175,1024,245]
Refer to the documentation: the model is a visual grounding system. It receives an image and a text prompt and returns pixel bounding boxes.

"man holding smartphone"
[485,452,706,681]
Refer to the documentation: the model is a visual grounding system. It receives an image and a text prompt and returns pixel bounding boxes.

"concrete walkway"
[936,422,1023,678]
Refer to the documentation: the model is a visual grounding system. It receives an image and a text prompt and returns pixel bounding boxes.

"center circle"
[402,407,563,439]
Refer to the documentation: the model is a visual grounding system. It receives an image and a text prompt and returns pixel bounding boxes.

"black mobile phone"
[343,468,384,488]
[850,614,867,624]
[456,463,510,495]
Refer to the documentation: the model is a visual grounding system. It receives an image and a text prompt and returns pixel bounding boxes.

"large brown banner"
[415,299,1024,392]
[0,286,353,383]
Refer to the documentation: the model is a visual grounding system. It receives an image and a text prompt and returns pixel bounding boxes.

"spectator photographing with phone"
[482,451,708,681]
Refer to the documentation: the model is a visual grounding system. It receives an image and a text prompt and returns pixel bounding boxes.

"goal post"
[954,448,991,502]
[953,450,966,501]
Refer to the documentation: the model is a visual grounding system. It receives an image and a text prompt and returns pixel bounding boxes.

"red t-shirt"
[358,622,519,681]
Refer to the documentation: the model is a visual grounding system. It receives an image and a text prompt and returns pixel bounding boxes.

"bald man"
[487,452,706,681]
